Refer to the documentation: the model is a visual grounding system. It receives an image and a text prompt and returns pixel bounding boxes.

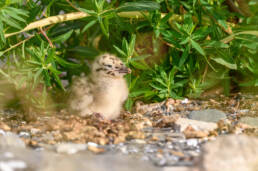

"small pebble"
[181,98,189,104]
[18,132,30,138]
[87,142,98,147]
[186,139,199,147]
[30,128,41,134]
[87,145,105,154]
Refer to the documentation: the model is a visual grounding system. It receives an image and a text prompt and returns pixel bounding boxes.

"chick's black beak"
[118,67,131,74]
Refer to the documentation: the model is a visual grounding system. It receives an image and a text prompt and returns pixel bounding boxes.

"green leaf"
[68,46,99,59]
[5,7,28,17]
[190,39,205,56]
[100,9,116,17]
[82,20,97,33]
[98,16,109,38]
[160,70,167,81]
[128,34,136,57]
[149,83,165,91]
[79,8,97,16]
[27,60,41,66]
[130,54,150,61]
[113,45,127,57]
[206,41,229,48]
[125,98,133,111]
[172,79,188,88]
[143,90,156,98]
[1,15,22,29]
[5,0,23,5]
[179,45,190,67]
[52,30,73,43]
[239,79,258,87]
[129,76,139,89]
[94,0,105,12]
[169,68,177,83]
[180,37,190,45]
[51,69,64,90]
[0,20,5,43]
[211,57,237,70]
[122,38,129,54]
[129,90,149,97]
[116,1,160,12]
[154,78,167,87]
[34,68,43,85]
[46,0,55,17]
[130,61,149,70]
[3,8,26,22]
[55,56,81,68]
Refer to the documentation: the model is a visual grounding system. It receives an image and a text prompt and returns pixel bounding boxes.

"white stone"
[56,143,87,154]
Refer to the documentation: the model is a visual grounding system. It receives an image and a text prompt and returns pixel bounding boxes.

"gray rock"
[0,147,160,171]
[198,135,258,171]
[0,132,25,148]
[239,117,258,128]
[175,118,217,132]
[188,109,226,123]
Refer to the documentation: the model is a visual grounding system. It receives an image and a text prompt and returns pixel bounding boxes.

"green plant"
[0,0,257,112]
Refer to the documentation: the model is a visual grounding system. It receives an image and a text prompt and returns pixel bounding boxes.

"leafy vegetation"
[0,0,257,111]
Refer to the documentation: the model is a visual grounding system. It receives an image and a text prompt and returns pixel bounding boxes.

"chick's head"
[92,53,131,78]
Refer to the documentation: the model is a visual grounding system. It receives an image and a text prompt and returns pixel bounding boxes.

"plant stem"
[1,35,33,55]
[5,12,88,38]
[2,26,53,55]
[40,27,54,48]
[66,0,81,12]
[4,11,176,39]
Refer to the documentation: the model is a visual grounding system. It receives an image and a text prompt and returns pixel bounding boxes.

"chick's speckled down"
[69,53,131,120]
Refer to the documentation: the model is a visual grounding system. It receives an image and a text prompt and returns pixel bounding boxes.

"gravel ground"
[0,93,257,169]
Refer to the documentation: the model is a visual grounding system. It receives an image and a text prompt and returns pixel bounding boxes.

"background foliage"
[0,0,257,111]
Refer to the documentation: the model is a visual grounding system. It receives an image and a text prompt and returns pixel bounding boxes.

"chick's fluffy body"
[69,53,130,120]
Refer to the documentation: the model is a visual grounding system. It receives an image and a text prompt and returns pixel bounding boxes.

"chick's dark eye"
[105,64,112,68]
